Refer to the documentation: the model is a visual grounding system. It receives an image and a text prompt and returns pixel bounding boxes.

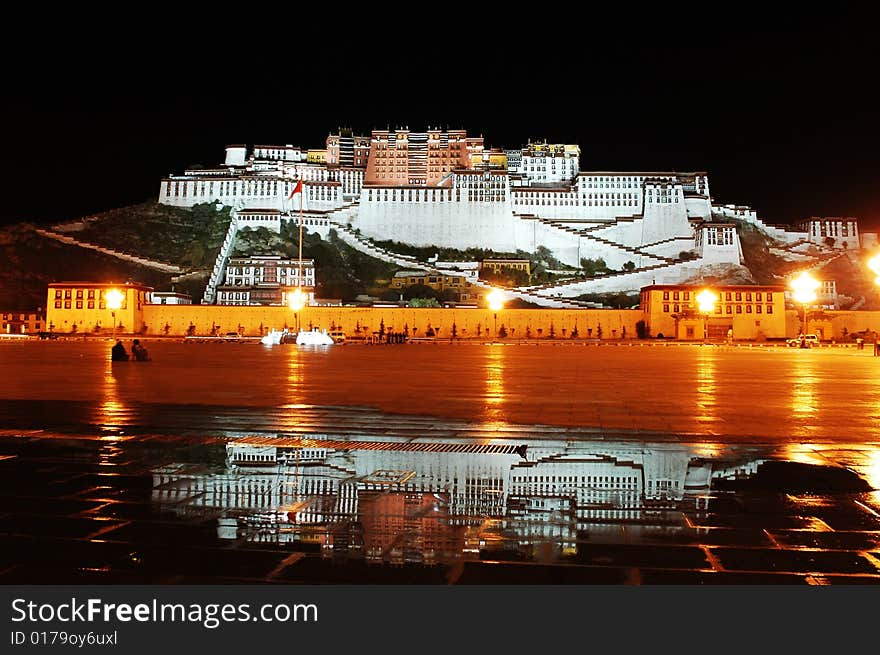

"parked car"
[787,334,820,347]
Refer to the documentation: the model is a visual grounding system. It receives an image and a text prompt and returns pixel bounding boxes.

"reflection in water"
[98,360,129,434]
[153,437,769,565]
[863,449,880,491]
[694,349,718,428]
[483,345,507,430]
[790,355,819,428]
[283,347,305,411]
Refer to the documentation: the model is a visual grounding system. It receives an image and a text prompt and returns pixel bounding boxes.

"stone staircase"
[202,212,239,304]
[519,258,695,298]
[530,216,669,267]
[327,217,591,308]
[34,228,183,273]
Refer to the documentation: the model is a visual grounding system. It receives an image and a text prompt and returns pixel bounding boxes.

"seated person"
[111,340,129,361]
[131,339,150,361]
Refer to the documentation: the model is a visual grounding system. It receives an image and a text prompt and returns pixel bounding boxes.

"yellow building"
[389,270,479,301]
[306,149,328,164]
[46,282,152,335]
[1,311,44,334]
[480,259,531,278]
[469,149,508,169]
[640,284,787,340]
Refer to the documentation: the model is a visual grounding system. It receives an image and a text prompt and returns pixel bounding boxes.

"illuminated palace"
[157,126,862,308]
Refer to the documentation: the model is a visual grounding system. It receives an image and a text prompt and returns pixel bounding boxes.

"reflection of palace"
[152,437,763,563]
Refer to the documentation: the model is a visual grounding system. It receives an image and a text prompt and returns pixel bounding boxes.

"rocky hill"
[3,202,877,311]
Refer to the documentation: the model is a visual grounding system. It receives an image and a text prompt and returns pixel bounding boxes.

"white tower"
[224,144,247,166]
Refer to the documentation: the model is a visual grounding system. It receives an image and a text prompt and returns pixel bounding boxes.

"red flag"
[287,180,303,200]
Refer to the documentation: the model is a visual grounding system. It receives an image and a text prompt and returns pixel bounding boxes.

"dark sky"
[2,11,877,229]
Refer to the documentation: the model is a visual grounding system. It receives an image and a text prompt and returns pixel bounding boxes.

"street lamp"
[790,272,819,344]
[867,253,880,286]
[486,289,505,339]
[288,287,306,333]
[105,288,124,341]
[695,289,718,342]
[866,255,880,355]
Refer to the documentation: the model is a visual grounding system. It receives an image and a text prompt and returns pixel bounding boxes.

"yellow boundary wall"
[141,305,644,339]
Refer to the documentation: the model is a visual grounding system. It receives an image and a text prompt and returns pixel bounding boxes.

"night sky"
[2,12,876,229]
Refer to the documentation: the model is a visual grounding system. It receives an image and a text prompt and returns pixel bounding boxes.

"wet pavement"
[1,340,879,583]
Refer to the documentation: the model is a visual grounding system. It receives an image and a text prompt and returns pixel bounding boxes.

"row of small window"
[55,301,104,309]
[1,313,32,320]
[394,277,470,286]
[227,267,314,275]
[513,199,637,207]
[663,290,774,302]
[512,474,638,485]
[55,288,108,300]
[220,292,250,300]
[663,303,774,314]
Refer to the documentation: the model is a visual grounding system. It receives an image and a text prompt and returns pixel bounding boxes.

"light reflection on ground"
[1,340,879,583]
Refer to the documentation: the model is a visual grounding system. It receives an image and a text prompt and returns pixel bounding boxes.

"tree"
[402,284,439,301]
[163,323,171,335]
[526,325,532,339]
[580,257,609,277]
[498,324,508,338]
[622,261,636,272]
[549,323,556,339]
[570,325,579,339]
[451,322,458,339]
[596,323,603,339]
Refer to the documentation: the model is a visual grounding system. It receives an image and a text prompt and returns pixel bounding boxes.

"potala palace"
[158,128,862,308]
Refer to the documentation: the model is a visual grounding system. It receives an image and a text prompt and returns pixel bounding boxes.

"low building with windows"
[150,292,192,305]
[640,284,787,340]
[306,149,327,164]
[217,255,316,306]
[796,217,860,250]
[1,311,44,335]
[694,222,743,264]
[46,282,152,335]
[389,270,478,302]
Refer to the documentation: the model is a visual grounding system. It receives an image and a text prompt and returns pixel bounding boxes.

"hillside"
[5,201,876,311]
[0,222,176,310]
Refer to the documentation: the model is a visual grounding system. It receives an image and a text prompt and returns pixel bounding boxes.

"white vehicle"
[260,328,334,346]
[787,334,820,347]
[296,328,334,346]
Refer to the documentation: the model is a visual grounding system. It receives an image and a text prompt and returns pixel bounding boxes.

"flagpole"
[298,181,304,303]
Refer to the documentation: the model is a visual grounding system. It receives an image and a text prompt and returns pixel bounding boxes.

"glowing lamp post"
[790,272,819,343]
[105,288,125,340]
[868,253,880,286]
[486,289,505,339]
[866,255,880,355]
[695,289,718,342]
[288,288,306,333]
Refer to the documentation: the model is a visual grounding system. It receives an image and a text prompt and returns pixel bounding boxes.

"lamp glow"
[105,288,124,311]
[288,288,306,312]
[790,272,819,305]
[868,254,880,286]
[486,289,505,312]
[696,289,718,314]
